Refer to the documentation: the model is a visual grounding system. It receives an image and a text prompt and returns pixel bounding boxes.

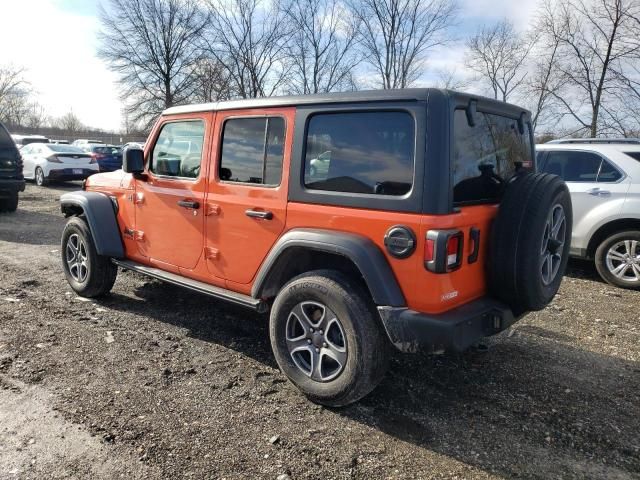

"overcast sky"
[0,0,542,132]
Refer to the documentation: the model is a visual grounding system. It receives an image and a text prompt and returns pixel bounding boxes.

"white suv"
[537,140,640,289]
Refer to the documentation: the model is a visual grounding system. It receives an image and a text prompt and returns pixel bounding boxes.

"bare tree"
[523,20,566,132]
[0,65,31,125]
[536,0,639,137]
[56,111,83,134]
[284,0,361,94]
[349,0,457,89]
[191,57,233,102]
[24,103,48,130]
[433,67,470,90]
[465,19,535,102]
[98,0,210,128]
[205,0,290,98]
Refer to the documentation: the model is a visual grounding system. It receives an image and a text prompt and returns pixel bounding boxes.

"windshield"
[452,109,533,205]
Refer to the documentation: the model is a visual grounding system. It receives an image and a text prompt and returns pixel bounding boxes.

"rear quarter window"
[452,109,533,205]
[303,111,414,196]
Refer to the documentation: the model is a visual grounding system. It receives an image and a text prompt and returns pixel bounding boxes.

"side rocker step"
[112,259,267,312]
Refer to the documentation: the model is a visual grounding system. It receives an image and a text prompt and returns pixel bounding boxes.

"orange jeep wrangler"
[60,89,571,406]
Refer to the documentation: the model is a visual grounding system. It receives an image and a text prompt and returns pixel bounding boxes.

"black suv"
[0,121,25,212]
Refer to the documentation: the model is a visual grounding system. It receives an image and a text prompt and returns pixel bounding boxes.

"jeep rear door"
[134,113,212,270]
[204,108,293,287]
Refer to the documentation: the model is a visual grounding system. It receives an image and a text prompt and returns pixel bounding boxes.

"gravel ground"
[0,183,639,480]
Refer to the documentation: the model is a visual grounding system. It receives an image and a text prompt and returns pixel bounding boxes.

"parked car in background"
[12,134,50,147]
[80,144,122,172]
[0,121,25,212]
[51,139,70,144]
[21,143,98,186]
[538,140,640,289]
[72,139,104,147]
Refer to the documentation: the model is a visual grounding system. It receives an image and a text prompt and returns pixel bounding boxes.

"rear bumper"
[377,297,519,353]
[47,168,97,181]
[0,178,26,195]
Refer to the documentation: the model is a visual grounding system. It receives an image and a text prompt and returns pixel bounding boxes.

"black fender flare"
[252,228,406,307]
[60,191,124,258]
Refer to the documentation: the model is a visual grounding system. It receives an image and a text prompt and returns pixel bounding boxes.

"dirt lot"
[0,183,638,480]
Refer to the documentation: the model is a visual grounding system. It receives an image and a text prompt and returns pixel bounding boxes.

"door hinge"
[205,203,220,216]
[128,192,144,204]
[124,228,144,241]
[204,247,219,260]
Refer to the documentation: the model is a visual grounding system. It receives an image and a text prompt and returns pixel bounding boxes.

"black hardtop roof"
[162,88,530,119]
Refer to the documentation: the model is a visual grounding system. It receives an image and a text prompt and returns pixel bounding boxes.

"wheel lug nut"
[319,329,323,334]
[315,348,320,353]
[310,328,314,333]
[307,339,312,344]
[323,342,327,348]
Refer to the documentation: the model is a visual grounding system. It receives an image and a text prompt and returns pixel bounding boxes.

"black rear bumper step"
[377,298,518,353]
[112,259,267,312]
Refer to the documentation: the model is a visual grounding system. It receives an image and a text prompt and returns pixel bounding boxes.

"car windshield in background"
[453,109,533,205]
[48,145,85,153]
[624,151,640,162]
[92,146,117,154]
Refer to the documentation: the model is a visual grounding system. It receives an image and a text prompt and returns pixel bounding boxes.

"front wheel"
[270,270,389,407]
[594,231,640,290]
[61,216,118,297]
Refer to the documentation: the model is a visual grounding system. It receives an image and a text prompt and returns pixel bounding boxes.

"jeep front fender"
[60,191,124,258]
[252,228,406,307]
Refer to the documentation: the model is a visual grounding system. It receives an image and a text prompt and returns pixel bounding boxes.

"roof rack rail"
[546,138,640,144]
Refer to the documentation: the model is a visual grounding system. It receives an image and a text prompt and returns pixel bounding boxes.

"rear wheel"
[270,270,389,407]
[594,231,640,290]
[35,167,47,186]
[61,216,117,297]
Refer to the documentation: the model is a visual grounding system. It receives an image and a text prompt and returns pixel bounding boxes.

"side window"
[151,120,205,179]
[219,117,285,186]
[541,151,601,182]
[452,109,533,204]
[303,111,414,196]
[597,159,622,182]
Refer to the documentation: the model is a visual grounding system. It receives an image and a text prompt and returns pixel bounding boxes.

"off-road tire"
[0,193,18,212]
[270,270,389,407]
[594,230,640,290]
[488,173,572,314]
[61,216,117,297]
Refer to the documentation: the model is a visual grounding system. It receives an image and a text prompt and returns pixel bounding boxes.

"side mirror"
[122,146,144,174]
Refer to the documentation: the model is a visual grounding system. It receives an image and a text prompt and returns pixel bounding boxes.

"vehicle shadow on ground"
[101,276,640,478]
[0,209,63,245]
[564,258,602,282]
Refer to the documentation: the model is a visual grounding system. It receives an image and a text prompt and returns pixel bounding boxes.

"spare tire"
[488,173,572,315]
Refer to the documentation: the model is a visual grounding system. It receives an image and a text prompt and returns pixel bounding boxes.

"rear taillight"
[46,154,62,163]
[424,230,464,273]
[446,234,461,268]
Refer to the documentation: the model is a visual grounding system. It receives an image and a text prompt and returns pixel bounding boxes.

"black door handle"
[177,200,200,209]
[245,209,273,220]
